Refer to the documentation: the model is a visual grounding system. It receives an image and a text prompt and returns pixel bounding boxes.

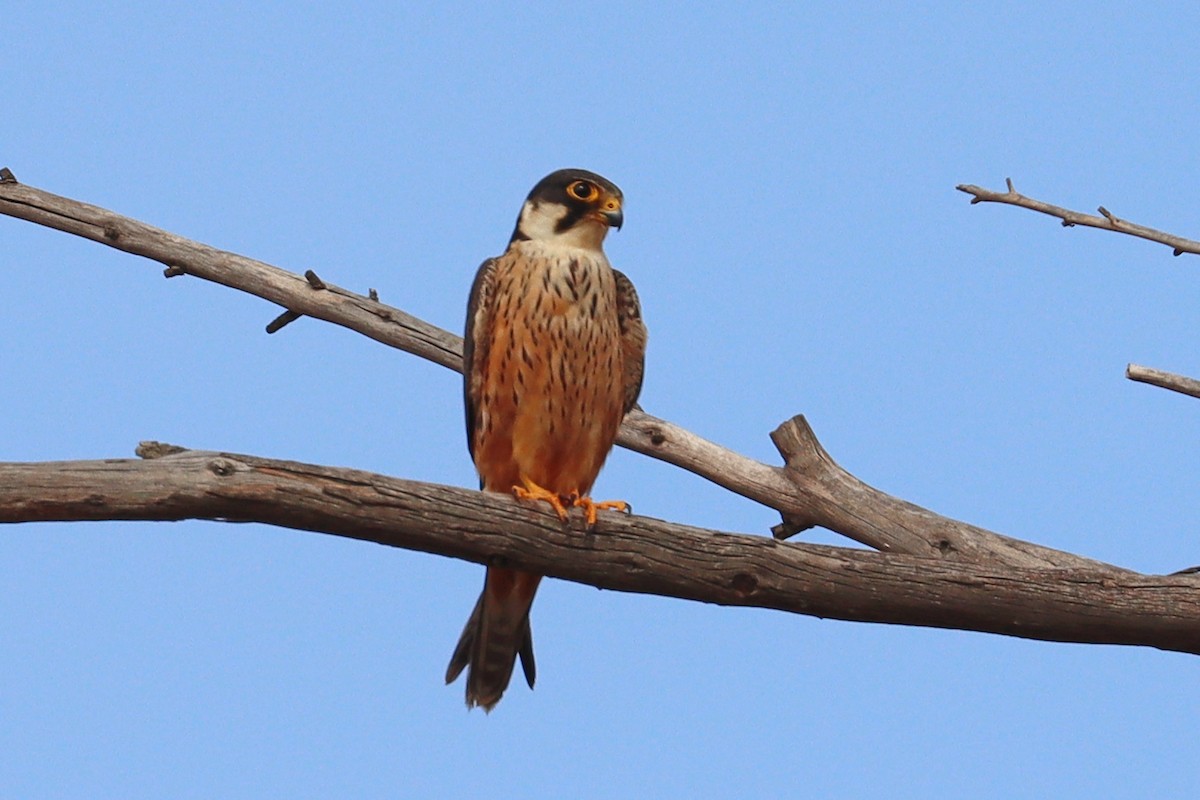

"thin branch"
[957,179,1200,400]
[1126,363,1200,400]
[956,178,1200,257]
[0,447,1195,654]
[0,170,1123,571]
[0,170,463,370]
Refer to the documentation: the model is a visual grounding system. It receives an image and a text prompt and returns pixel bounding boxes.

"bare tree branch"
[1126,363,1200,400]
[958,178,1200,401]
[956,177,1200,257]
[0,169,1112,570]
[0,171,462,369]
[2,168,1197,658]
[1,446,1195,654]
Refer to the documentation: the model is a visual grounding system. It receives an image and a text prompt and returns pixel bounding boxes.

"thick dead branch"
[0,170,1117,571]
[768,417,1119,570]
[1126,363,1200,400]
[0,447,1195,654]
[956,178,1200,257]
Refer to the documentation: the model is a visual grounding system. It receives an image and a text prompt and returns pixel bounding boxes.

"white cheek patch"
[517,199,607,250]
[518,200,568,240]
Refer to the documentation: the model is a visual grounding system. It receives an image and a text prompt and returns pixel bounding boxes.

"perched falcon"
[445,168,647,711]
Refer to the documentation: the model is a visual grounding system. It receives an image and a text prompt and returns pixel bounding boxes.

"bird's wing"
[463,257,498,461]
[613,268,647,415]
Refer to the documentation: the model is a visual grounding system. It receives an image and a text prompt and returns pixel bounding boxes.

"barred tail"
[445,567,541,711]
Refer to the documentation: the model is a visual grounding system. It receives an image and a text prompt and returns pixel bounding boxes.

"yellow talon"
[512,479,630,526]
[513,476,570,521]
[570,494,630,527]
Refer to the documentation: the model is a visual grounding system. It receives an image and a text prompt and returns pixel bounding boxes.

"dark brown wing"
[463,258,498,461]
[612,268,647,415]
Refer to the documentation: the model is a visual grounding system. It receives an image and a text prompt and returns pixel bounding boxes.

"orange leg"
[513,475,570,521]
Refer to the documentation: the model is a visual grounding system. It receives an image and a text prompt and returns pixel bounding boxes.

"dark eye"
[568,181,597,201]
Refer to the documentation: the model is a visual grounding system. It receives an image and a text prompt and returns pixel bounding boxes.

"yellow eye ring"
[567,180,598,202]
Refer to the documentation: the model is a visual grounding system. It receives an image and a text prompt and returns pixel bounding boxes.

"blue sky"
[4,3,1199,797]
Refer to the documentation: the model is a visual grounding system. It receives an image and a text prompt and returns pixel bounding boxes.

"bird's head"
[510,168,623,251]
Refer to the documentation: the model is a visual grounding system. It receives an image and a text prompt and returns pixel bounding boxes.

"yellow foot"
[569,494,631,527]
[513,477,570,521]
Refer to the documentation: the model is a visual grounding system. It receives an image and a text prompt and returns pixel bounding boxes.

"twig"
[304,269,327,290]
[265,310,303,334]
[956,178,1200,257]
[264,270,330,333]
[1126,363,1200,400]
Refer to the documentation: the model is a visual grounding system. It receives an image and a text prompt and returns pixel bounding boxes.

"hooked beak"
[598,196,623,230]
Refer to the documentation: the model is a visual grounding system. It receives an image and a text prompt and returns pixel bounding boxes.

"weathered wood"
[2,171,1198,661]
[0,448,1195,654]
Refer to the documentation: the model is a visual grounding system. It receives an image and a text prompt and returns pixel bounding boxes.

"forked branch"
[0,446,1195,653]
[0,169,1109,570]
[1,168,1197,656]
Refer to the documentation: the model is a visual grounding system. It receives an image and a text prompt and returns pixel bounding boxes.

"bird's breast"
[475,246,626,494]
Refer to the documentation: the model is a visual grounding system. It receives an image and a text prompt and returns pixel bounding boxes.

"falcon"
[444,168,647,711]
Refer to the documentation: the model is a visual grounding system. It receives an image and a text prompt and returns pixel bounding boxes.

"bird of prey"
[445,168,647,711]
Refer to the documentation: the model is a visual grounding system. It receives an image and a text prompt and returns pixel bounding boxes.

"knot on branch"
[136,441,189,459]
[935,538,958,556]
[617,410,670,449]
[207,457,238,477]
[730,572,759,597]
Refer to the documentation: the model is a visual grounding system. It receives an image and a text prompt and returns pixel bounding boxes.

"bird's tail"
[445,567,541,711]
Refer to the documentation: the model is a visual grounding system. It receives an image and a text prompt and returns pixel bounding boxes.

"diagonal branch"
[0,169,462,369]
[0,446,1195,654]
[956,177,1200,257]
[0,169,1118,571]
